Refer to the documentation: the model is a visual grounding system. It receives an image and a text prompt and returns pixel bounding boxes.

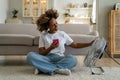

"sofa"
[0,24,99,55]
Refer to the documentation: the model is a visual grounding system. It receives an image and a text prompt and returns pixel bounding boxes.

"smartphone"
[53,39,59,44]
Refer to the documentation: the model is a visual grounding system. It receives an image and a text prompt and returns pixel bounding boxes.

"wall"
[2,0,119,39]
[7,0,93,24]
[8,0,32,23]
[0,0,8,23]
[8,0,53,23]
[97,0,120,40]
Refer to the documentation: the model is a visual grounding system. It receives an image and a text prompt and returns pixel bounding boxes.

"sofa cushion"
[58,24,92,34]
[0,46,38,55]
[64,46,91,55]
[64,34,98,55]
[0,24,40,36]
[69,34,98,43]
[33,34,98,46]
[0,34,35,46]
[33,36,39,46]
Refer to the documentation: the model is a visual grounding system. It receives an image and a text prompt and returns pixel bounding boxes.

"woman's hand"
[39,42,59,56]
[50,42,59,49]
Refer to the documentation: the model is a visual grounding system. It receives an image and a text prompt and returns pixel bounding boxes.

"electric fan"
[84,38,107,75]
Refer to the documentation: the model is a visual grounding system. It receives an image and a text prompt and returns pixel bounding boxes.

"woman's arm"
[39,47,53,55]
[39,42,59,55]
[69,40,94,48]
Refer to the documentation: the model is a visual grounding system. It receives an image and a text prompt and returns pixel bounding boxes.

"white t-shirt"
[39,30,73,56]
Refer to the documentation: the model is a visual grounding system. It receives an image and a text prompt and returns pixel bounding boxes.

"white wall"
[8,0,54,23]
[0,0,9,23]
[8,0,24,22]
[97,0,120,40]
[8,0,93,23]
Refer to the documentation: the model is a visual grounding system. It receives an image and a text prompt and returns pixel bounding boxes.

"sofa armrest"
[65,33,99,55]
[88,30,99,37]
[69,34,98,43]
[0,34,35,46]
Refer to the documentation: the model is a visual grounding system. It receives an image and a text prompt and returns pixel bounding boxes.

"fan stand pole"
[90,51,105,75]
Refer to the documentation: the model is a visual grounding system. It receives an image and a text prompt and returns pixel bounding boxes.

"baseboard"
[113,54,120,58]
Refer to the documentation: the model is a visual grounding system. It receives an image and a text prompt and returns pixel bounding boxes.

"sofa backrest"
[0,24,40,36]
[0,24,92,36]
[58,24,92,34]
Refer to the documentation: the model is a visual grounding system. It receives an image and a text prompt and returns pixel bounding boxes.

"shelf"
[67,17,90,20]
[23,0,47,17]
[64,5,92,24]
[65,17,90,24]
[66,8,92,10]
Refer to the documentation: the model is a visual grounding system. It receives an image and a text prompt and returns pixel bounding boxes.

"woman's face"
[48,18,58,33]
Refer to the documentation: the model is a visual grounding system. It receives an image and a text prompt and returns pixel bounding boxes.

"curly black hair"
[36,9,59,32]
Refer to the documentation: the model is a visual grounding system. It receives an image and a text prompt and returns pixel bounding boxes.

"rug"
[0,65,120,80]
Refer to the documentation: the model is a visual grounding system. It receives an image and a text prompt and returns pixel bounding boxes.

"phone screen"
[53,39,59,44]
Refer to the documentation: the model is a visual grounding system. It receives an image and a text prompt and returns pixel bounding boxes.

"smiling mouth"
[55,28,58,31]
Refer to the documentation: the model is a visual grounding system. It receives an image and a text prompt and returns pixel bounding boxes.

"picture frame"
[115,3,120,10]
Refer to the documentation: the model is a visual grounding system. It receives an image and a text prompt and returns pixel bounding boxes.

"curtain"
[92,0,96,23]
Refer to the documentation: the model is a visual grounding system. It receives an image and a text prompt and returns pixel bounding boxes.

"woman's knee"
[26,52,38,62]
[66,55,78,66]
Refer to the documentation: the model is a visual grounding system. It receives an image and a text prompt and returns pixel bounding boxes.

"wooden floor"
[76,56,120,68]
[0,55,119,67]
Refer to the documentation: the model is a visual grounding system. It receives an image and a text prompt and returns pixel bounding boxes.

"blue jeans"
[26,52,77,75]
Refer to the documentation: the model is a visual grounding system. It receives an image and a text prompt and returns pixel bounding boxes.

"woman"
[27,9,94,75]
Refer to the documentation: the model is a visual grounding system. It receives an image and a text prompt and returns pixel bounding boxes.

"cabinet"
[23,0,47,17]
[65,8,92,24]
[109,10,120,57]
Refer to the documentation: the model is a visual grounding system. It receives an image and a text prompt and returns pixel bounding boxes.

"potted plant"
[12,9,18,18]
[63,12,71,17]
